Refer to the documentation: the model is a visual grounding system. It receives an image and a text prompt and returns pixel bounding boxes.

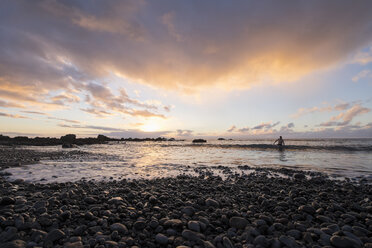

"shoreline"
[1,165,371,247]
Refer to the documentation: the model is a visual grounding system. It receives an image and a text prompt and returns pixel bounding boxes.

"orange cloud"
[0,0,371,97]
[320,104,370,126]
[0,111,29,119]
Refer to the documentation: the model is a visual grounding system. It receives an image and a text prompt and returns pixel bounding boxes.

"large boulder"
[97,134,110,141]
[60,134,76,143]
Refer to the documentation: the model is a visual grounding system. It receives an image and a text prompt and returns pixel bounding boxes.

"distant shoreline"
[0,134,182,147]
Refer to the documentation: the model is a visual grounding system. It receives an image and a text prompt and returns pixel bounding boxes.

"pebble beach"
[0,147,371,248]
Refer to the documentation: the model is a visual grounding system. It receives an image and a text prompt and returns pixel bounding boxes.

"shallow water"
[3,139,372,183]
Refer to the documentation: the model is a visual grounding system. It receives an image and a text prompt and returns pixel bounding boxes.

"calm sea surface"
[3,139,372,183]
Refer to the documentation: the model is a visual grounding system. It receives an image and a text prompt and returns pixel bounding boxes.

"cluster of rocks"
[0,134,182,147]
[0,168,371,248]
[0,148,89,169]
[0,134,116,147]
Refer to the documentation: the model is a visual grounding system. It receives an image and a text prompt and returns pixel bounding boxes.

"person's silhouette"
[273,136,285,146]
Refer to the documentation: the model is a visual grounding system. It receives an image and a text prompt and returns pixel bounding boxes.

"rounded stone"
[187,221,200,232]
[155,233,168,245]
[110,223,128,234]
[229,216,248,229]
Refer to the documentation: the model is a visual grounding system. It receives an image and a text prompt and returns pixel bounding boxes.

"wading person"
[273,136,285,147]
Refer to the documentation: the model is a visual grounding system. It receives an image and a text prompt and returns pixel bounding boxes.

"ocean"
[3,139,372,183]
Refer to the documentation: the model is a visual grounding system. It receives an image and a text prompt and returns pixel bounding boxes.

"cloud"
[80,108,113,118]
[0,0,371,97]
[319,104,370,126]
[223,122,371,138]
[51,92,80,103]
[227,121,282,135]
[0,100,24,108]
[238,127,250,133]
[279,122,295,133]
[227,125,236,132]
[351,46,372,65]
[21,111,48,116]
[334,103,350,111]
[107,130,170,139]
[293,101,353,118]
[352,70,371,82]
[176,129,193,137]
[81,82,166,118]
[0,111,29,119]
[59,124,123,132]
[47,117,80,124]
[18,110,81,124]
[252,121,280,130]
[59,123,170,138]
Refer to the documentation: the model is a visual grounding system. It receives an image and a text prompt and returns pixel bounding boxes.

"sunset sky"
[1,0,372,139]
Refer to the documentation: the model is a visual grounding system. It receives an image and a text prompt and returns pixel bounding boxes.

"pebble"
[187,221,200,232]
[229,216,248,229]
[1,239,26,248]
[222,236,234,248]
[279,235,300,248]
[110,223,128,234]
[133,220,146,230]
[155,233,168,245]
[0,156,370,248]
[0,227,18,243]
[205,198,219,207]
[330,235,361,248]
[44,229,65,245]
[182,229,203,242]
[253,235,269,247]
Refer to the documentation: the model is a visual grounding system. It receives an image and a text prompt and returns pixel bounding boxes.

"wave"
[162,144,372,152]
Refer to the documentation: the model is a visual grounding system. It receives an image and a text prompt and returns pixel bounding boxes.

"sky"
[0,0,372,139]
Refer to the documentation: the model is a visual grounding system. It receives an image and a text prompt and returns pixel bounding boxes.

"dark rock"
[181,206,195,216]
[253,235,269,247]
[182,229,203,242]
[110,223,128,234]
[286,229,301,240]
[187,221,200,232]
[298,205,315,214]
[330,235,361,248]
[1,239,26,248]
[222,236,234,248]
[155,233,168,245]
[149,219,159,229]
[203,241,216,248]
[104,240,118,248]
[293,173,305,179]
[164,219,183,229]
[107,197,123,205]
[192,139,207,143]
[1,197,15,205]
[279,235,300,248]
[44,229,65,247]
[0,227,18,243]
[73,225,87,236]
[30,229,47,242]
[229,217,248,229]
[84,197,95,204]
[60,210,71,220]
[63,241,84,248]
[133,220,146,230]
[205,198,219,207]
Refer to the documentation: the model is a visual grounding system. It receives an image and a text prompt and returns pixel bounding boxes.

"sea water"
[3,139,372,183]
